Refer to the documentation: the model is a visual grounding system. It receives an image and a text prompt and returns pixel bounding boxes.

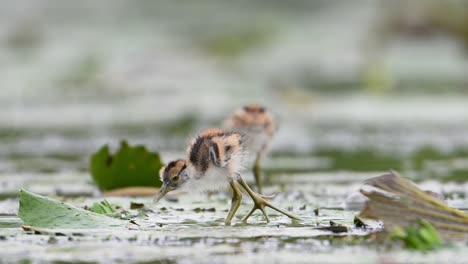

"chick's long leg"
[225,180,242,225]
[253,153,263,194]
[237,176,298,223]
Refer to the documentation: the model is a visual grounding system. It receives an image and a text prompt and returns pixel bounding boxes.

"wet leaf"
[90,141,163,191]
[18,189,126,229]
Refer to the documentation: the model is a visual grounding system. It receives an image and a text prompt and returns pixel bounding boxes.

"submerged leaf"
[359,171,468,240]
[90,141,163,191]
[18,189,126,229]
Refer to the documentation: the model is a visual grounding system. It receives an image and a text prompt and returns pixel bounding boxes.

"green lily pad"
[90,141,163,191]
[18,189,126,229]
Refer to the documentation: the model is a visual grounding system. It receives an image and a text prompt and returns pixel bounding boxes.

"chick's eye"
[172,175,179,181]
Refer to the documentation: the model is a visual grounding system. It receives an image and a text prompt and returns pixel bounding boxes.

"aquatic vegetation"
[390,220,444,251]
[90,141,164,191]
[18,189,126,229]
[88,200,116,215]
[360,171,468,241]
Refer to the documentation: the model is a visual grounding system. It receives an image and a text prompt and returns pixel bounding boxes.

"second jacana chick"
[224,104,276,194]
[153,128,297,225]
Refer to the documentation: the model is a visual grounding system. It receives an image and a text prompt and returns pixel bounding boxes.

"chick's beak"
[153,185,175,204]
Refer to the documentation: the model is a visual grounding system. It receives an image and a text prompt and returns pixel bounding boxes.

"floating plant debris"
[359,171,468,241]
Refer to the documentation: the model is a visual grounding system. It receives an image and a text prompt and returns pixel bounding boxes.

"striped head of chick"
[186,128,245,180]
[224,104,276,154]
[153,159,188,204]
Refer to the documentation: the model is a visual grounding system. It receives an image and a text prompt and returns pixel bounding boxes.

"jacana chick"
[224,104,276,193]
[153,128,297,225]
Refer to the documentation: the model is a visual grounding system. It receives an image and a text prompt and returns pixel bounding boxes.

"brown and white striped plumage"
[188,129,243,174]
[185,129,245,190]
[224,105,276,156]
[156,128,245,199]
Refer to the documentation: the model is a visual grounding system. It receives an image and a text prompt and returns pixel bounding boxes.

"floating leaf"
[18,189,126,229]
[90,141,163,191]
